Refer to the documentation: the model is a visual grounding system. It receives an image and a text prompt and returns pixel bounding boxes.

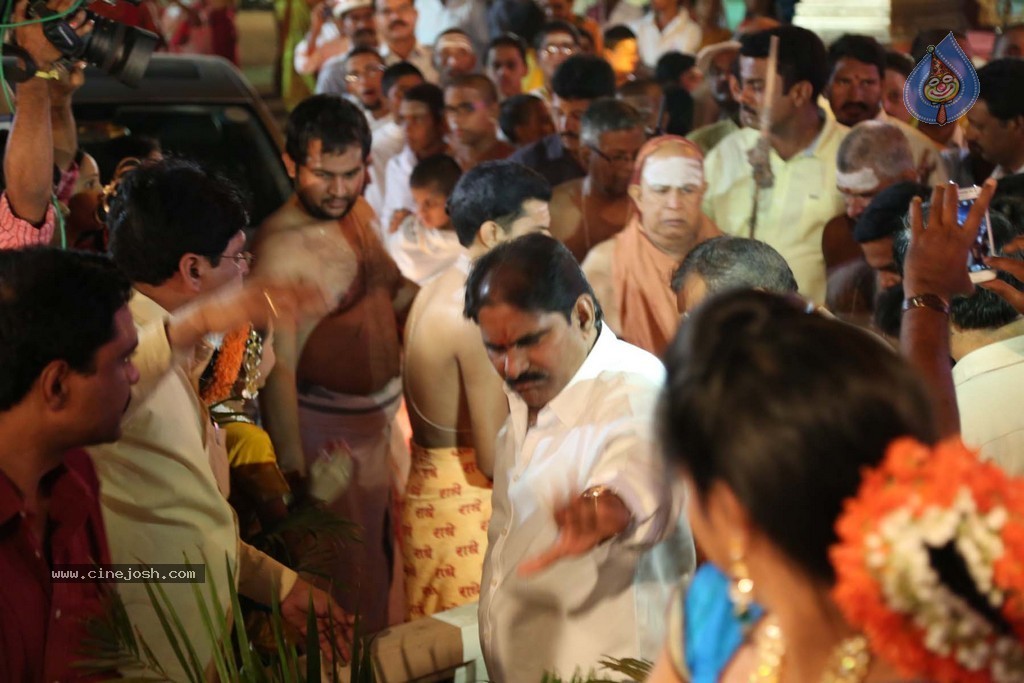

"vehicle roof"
[73,54,265,105]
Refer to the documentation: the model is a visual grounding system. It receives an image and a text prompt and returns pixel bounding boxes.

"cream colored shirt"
[954,333,1024,476]
[702,115,848,304]
[479,326,694,682]
[89,291,297,680]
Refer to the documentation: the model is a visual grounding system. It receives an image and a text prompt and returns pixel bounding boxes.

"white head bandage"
[836,167,880,194]
[642,156,704,188]
[333,0,373,18]
[436,34,474,54]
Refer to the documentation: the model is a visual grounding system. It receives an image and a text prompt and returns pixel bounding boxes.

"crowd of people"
[5,0,1024,682]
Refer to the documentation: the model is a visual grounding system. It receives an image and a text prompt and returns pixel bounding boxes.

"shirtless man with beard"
[254,94,417,633]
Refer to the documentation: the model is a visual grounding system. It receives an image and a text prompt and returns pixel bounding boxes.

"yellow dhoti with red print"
[401,444,492,619]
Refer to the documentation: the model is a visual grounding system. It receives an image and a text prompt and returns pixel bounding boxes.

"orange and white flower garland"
[831,438,1024,683]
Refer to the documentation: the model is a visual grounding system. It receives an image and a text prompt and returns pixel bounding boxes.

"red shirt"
[0,450,112,682]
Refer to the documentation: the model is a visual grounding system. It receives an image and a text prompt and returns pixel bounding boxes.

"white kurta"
[631,11,702,68]
[479,325,694,683]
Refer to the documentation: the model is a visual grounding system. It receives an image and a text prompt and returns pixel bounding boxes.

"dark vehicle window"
[74,103,291,226]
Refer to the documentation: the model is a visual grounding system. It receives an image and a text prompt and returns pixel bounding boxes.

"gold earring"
[728,546,756,631]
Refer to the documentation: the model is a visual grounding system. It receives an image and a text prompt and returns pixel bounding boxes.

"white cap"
[696,40,741,76]
[332,0,374,19]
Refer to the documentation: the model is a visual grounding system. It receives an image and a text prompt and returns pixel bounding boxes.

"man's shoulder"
[581,238,615,277]
[509,138,547,165]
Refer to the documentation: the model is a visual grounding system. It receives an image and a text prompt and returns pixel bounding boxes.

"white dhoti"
[298,376,402,634]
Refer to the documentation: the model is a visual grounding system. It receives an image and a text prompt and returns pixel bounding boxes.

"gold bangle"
[262,289,279,318]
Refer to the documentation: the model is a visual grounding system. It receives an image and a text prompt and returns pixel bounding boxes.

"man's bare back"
[402,261,507,476]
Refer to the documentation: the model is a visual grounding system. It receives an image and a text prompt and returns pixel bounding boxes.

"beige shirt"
[954,333,1024,477]
[702,115,848,304]
[89,291,297,680]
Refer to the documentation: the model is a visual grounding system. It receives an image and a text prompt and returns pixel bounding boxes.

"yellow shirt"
[89,291,297,680]
[702,115,849,304]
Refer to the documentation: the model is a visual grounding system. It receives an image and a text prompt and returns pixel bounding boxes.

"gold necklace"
[750,615,871,683]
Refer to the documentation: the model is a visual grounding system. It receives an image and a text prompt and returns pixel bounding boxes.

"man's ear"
[38,360,72,411]
[790,81,814,108]
[179,253,203,292]
[477,220,503,249]
[282,153,297,180]
[571,293,597,333]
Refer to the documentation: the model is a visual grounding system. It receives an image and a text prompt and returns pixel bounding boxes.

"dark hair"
[885,50,915,79]
[893,205,1024,330]
[978,59,1024,122]
[487,33,528,65]
[488,0,545,46]
[382,61,424,96]
[403,82,445,122]
[739,26,829,99]
[911,29,968,62]
[410,153,463,196]
[109,158,248,285]
[655,51,697,88]
[853,181,929,243]
[464,232,603,324]
[671,236,798,294]
[603,23,636,51]
[0,248,131,411]
[447,160,552,247]
[827,33,886,82]
[551,54,616,101]
[660,290,937,583]
[285,94,372,166]
[534,20,581,52]
[344,45,384,67]
[447,73,500,104]
[661,87,694,135]
[499,93,546,143]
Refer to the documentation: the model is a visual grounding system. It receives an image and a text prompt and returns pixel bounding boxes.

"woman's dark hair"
[463,232,603,325]
[0,248,131,411]
[108,158,249,285]
[660,290,937,583]
[285,94,372,166]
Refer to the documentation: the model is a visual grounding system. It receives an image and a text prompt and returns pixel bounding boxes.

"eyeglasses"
[542,44,577,58]
[222,251,254,268]
[588,145,639,165]
[345,64,385,83]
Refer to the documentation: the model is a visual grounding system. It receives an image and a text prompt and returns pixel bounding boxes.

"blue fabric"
[508,133,585,188]
[684,563,764,683]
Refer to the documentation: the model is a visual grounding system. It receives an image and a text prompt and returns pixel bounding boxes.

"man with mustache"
[966,59,1024,181]
[255,94,418,634]
[703,26,847,305]
[465,233,693,683]
[510,54,616,188]
[376,0,436,81]
[825,34,945,185]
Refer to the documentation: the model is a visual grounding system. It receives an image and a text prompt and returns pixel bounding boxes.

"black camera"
[28,0,159,86]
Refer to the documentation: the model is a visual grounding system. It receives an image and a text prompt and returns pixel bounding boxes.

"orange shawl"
[611,216,682,357]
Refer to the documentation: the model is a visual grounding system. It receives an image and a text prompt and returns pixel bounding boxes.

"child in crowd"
[387,154,467,285]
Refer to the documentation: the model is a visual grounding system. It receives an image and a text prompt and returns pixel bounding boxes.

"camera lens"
[80,14,159,87]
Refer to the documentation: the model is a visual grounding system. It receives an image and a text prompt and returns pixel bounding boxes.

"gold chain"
[750,616,871,683]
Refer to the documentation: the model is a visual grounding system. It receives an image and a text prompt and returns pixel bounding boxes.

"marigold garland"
[831,437,1024,683]
[201,325,250,404]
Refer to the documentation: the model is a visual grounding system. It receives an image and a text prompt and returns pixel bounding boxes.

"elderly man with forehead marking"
[583,135,721,355]
[466,233,693,683]
[548,98,646,263]
[434,28,478,84]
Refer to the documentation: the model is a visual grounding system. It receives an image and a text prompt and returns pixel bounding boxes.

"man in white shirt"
[294,0,378,76]
[414,0,489,57]
[464,233,694,683]
[316,47,393,134]
[630,0,701,69]
[376,0,438,81]
[893,208,1024,475]
[703,26,848,304]
[966,59,1024,181]
[382,82,447,231]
